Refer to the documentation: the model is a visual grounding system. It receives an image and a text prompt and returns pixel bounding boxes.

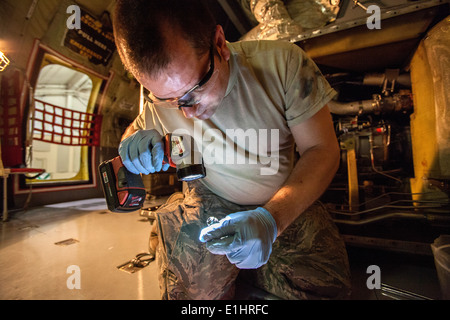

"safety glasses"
[144,46,215,109]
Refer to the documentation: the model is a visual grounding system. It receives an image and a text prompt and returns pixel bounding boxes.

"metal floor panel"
[0,198,160,300]
[0,198,444,300]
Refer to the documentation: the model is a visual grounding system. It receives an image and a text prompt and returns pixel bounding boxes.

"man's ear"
[214,25,230,61]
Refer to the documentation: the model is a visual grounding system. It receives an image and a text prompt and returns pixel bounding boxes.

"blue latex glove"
[118,129,170,175]
[199,207,278,269]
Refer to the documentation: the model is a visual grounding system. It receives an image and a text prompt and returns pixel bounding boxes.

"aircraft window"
[28,64,94,182]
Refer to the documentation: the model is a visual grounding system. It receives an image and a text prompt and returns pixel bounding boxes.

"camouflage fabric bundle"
[151,181,351,300]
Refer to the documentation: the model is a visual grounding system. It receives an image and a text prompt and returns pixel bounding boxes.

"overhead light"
[0,51,10,72]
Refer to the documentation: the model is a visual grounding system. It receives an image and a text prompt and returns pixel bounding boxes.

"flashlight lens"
[180,174,205,181]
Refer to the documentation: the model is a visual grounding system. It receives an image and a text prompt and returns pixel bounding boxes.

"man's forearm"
[263,144,339,236]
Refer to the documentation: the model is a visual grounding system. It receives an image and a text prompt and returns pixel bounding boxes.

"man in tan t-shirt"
[113,0,351,299]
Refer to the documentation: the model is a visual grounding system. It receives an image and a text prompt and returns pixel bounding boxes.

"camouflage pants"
[152,181,351,300]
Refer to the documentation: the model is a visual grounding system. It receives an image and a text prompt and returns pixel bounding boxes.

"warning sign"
[63,8,115,66]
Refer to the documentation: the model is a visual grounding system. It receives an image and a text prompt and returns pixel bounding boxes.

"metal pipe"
[328,99,376,115]
[363,73,411,87]
[369,131,402,183]
[333,211,450,225]
[329,94,413,115]
[329,198,449,216]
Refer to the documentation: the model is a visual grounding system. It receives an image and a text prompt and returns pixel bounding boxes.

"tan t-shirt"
[133,40,336,205]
